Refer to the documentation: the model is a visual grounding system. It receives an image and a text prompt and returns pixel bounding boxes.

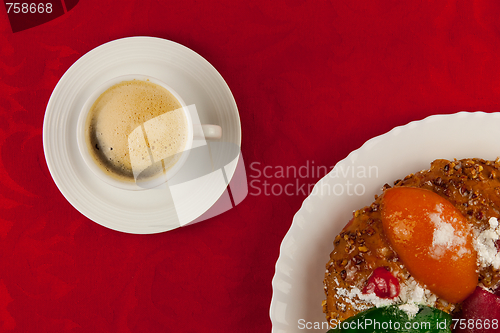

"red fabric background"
[1,1,500,332]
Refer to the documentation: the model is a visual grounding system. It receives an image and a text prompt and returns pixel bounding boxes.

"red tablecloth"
[1,1,500,332]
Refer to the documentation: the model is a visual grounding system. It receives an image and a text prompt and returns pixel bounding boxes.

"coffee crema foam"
[85,80,188,183]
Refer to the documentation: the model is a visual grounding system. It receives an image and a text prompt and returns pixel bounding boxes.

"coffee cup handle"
[194,124,222,140]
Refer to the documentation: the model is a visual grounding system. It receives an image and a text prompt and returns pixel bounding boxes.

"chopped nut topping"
[352,255,364,265]
[358,245,369,253]
[364,227,375,236]
[459,186,469,196]
[403,173,414,181]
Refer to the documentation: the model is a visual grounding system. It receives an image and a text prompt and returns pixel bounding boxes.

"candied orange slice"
[380,187,478,303]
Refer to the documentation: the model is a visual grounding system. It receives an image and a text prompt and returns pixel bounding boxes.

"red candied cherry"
[362,266,400,299]
[455,287,500,333]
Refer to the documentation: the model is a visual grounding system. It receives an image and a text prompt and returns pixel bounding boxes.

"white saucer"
[270,112,500,332]
[43,37,241,234]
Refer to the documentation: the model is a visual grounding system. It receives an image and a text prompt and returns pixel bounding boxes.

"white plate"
[43,37,241,234]
[270,111,500,332]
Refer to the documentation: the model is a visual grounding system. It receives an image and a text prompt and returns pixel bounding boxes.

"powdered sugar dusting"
[474,217,500,270]
[429,203,469,260]
[399,303,420,318]
[432,222,457,247]
[335,276,437,318]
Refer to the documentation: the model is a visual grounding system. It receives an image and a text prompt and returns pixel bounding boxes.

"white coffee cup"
[76,74,222,190]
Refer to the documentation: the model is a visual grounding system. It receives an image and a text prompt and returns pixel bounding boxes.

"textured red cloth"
[1,1,500,332]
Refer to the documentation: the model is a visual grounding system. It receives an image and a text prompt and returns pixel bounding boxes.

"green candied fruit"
[326,304,452,333]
